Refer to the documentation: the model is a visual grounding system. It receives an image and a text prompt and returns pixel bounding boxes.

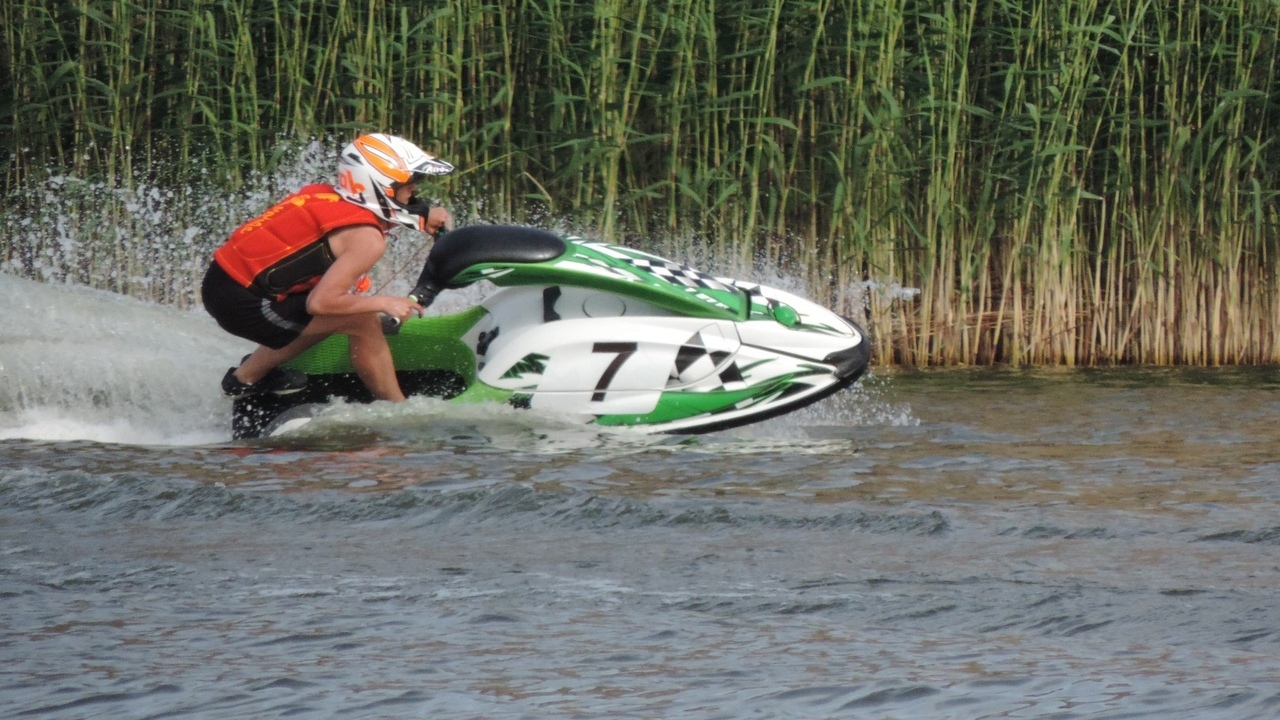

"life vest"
[213,184,389,298]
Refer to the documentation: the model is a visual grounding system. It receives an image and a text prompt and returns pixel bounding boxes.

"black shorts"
[201,262,312,349]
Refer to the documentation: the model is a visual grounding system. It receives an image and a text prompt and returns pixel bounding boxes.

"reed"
[2,0,1277,364]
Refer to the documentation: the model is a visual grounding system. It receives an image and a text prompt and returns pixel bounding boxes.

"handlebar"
[381,283,440,335]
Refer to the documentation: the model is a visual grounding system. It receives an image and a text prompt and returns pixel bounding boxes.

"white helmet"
[335,133,454,230]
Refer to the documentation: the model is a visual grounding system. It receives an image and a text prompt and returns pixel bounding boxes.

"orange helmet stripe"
[353,135,411,183]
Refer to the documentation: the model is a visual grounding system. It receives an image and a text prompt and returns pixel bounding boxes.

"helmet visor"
[402,156,456,186]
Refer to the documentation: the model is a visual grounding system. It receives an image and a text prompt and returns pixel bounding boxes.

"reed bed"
[2,0,1277,365]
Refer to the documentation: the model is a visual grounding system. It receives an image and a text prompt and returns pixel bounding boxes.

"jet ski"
[232,225,871,438]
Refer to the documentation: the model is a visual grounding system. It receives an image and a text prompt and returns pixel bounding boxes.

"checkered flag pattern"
[625,257,736,294]
[668,328,745,390]
[576,241,738,297]
[733,281,779,312]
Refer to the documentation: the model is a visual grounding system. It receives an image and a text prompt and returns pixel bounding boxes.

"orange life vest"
[213,184,389,298]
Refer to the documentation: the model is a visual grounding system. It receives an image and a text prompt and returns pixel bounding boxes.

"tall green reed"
[2,0,1277,364]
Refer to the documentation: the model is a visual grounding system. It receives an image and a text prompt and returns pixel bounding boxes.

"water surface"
[3,275,1279,719]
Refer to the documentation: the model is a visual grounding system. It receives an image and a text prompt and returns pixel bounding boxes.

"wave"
[0,466,948,534]
[0,273,248,444]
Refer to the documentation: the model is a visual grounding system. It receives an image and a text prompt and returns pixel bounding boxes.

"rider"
[201,133,453,401]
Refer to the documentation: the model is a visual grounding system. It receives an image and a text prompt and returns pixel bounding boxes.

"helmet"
[335,133,454,230]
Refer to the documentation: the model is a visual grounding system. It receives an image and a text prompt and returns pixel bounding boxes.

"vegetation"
[2,0,1278,365]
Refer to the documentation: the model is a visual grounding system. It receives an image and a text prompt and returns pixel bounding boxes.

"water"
[3,273,1280,719]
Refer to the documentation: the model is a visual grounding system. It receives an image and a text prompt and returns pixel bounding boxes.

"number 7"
[591,342,638,401]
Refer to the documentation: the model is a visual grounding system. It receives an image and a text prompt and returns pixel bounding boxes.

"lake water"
[3,273,1279,719]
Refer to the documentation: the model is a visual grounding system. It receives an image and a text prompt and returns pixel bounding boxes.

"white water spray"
[0,274,249,444]
[0,142,919,445]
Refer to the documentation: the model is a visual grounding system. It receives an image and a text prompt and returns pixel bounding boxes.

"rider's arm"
[305,225,422,320]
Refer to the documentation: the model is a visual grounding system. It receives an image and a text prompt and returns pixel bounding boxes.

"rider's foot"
[221,365,308,397]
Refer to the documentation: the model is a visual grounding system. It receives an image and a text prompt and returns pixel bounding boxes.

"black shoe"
[222,365,308,397]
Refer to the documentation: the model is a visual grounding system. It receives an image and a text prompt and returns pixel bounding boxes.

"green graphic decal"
[448,241,750,321]
[501,353,550,379]
[594,377,794,426]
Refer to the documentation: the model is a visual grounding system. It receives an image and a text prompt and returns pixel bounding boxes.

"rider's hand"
[382,296,425,323]
[425,207,451,237]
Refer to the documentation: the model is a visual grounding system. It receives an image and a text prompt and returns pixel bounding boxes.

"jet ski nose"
[823,329,872,379]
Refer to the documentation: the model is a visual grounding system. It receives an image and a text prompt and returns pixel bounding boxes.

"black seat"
[422,225,568,287]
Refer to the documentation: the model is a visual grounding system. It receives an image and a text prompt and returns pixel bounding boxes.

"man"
[201,133,453,402]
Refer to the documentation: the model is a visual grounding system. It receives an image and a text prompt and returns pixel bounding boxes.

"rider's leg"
[234,312,404,401]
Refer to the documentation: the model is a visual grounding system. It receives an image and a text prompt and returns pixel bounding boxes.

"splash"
[0,273,247,444]
[0,140,410,304]
[0,146,917,445]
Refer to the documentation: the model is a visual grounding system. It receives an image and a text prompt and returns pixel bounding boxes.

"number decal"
[591,342,638,401]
